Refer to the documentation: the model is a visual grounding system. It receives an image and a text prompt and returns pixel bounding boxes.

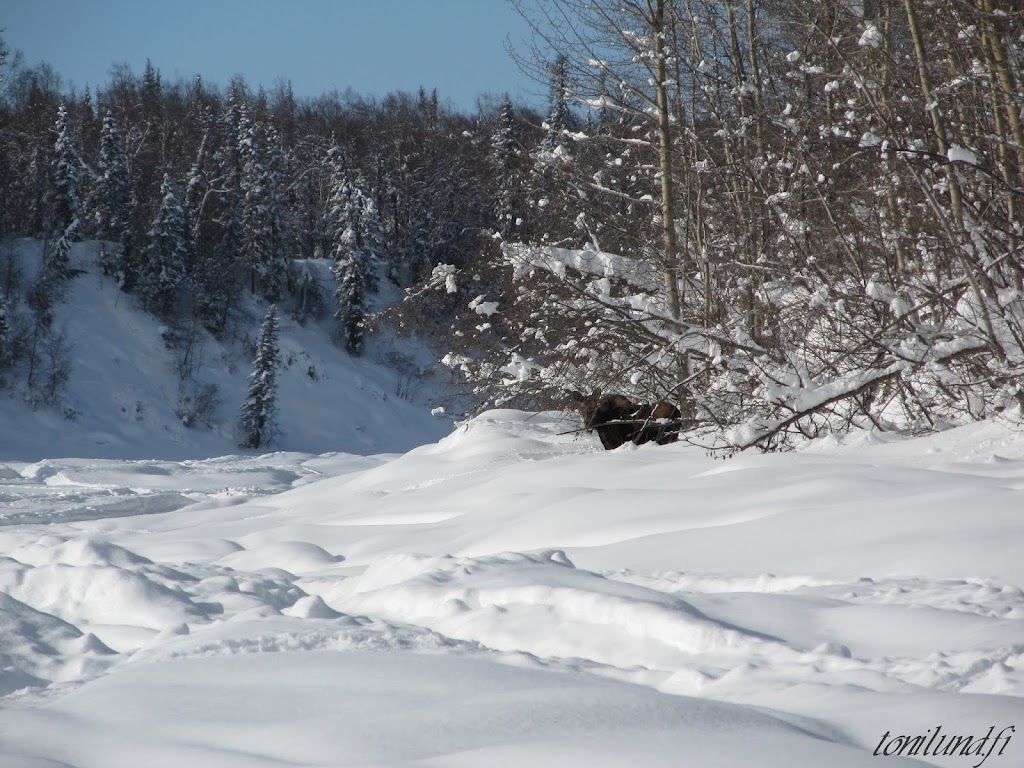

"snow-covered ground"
[0,239,452,461]
[1,410,1022,767]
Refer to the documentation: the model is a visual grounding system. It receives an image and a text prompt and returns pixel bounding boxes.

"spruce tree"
[540,55,573,152]
[140,174,188,317]
[188,105,244,334]
[39,103,83,290]
[238,304,280,449]
[263,126,297,289]
[330,174,383,292]
[240,118,290,302]
[94,111,131,277]
[238,106,268,295]
[0,292,12,373]
[334,253,365,355]
[326,162,380,355]
[491,95,523,237]
[75,85,100,152]
[49,103,80,241]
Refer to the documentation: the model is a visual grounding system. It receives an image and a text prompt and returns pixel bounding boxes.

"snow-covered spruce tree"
[186,104,244,335]
[0,292,12,376]
[334,174,384,292]
[334,251,365,355]
[540,54,573,153]
[238,303,280,449]
[74,85,100,157]
[139,174,189,318]
[92,111,131,278]
[239,113,290,302]
[491,95,527,239]
[264,125,301,260]
[127,60,165,243]
[48,103,80,241]
[325,157,382,355]
[31,114,82,328]
[40,103,83,288]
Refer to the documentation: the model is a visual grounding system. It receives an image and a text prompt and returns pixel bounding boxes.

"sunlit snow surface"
[1,411,1022,767]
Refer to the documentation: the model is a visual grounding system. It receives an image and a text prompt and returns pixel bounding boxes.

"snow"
[0,408,1022,766]
[858,24,883,49]
[504,243,662,292]
[468,294,500,316]
[0,240,451,461]
[948,146,979,166]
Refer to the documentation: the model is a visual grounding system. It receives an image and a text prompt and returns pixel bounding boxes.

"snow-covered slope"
[0,239,452,460]
[0,410,1021,767]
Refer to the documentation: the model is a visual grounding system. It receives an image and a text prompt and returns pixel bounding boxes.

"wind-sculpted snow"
[0,410,1022,766]
[309,550,791,683]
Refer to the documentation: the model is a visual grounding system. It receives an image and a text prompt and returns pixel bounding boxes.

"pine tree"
[140,174,189,317]
[238,304,280,449]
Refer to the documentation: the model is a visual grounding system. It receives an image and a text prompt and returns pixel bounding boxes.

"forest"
[1,0,1023,452]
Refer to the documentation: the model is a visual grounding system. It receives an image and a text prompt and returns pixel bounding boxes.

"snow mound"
[314,549,780,685]
[0,592,115,695]
[219,540,344,574]
[0,408,1022,766]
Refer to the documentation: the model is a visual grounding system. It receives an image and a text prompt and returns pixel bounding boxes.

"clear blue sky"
[3,0,540,111]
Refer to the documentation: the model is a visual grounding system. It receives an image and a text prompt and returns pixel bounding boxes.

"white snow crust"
[1,409,1022,766]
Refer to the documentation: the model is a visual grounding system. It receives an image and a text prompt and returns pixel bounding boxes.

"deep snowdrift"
[0,410,1022,766]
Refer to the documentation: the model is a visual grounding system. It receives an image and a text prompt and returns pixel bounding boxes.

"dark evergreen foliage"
[240,116,291,302]
[92,111,131,277]
[491,95,525,238]
[540,55,573,152]
[334,253,365,355]
[139,174,188,317]
[0,292,12,371]
[238,303,280,449]
[48,103,80,241]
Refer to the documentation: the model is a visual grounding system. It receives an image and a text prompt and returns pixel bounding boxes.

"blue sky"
[3,0,539,110]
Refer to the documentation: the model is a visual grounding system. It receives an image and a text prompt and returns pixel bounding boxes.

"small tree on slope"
[238,304,280,449]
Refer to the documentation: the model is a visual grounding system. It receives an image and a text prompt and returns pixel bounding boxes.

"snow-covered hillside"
[1,410,1022,767]
[0,240,453,460]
